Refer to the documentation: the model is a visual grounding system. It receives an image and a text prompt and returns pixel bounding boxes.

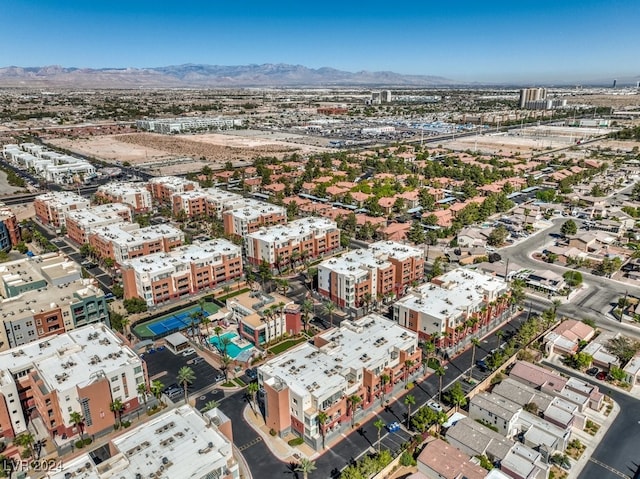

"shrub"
[399,451,416,467]
[269,428,277,437]
[287,437,304,446]
[75,440,84,449]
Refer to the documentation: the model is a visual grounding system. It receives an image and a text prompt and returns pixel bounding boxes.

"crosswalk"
[238,436,263,452]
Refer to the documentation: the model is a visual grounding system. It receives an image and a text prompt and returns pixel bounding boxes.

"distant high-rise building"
[519,87,547,108]
[381,90,393,103]
[370,91,382,104]
[612,79,617,89]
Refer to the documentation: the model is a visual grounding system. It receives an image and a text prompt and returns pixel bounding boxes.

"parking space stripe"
[588,458,630,479]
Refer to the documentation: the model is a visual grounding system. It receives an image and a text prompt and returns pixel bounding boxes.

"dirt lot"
[48,130,328,175]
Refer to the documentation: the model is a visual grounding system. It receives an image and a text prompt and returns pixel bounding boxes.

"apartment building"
[47,405,239,479]
[258,314,421,449]
[34,192,90,229]
[393,268,509,345]
[222,199,287,238]
[245,217,340,267]
[229,291,302,346]
[368,241,425,292]
[171,188,243,218]
[147,176,199,203]
[0,205,20,253]
[95,181,153,212]
[65,203,132,244]
[0,324,145,441]
[136,116,242,134]
[122,239,242,307]
[89,223,184,265]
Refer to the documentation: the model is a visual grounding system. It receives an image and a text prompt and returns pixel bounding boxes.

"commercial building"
[318,241,424,311]
[148,176,199,203]
[47,405,239,479]
[5,143,95,185]
[519,88,547,108]
[0,324,145,441]
[258,314,421,449]
[65,203,133,244]
[136,116,242,134]
[0,253,109,351]
[393,268,509,344]
[230,291,302,347]
[122,239,242,307]
[89,223,184,266]
[34,192,90,229]
[222,199,287,238]
[245,217,340,267]
[95,181,153,212]
[0,205,20,253]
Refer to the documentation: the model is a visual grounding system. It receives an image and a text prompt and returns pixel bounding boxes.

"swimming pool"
[209,332,254,359]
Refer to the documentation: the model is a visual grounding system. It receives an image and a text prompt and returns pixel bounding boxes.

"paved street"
[500,218,640,339]
[545,363,640,479]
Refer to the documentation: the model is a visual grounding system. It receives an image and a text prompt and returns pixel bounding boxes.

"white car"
[181,348,196,357]
[427,400,443,412]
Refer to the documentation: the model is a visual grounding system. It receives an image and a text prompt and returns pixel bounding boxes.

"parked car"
[245,368,257,380]
[475,359,489,372]
[586,367,599,376]
[181,348,196,357]
[191,357,205,365]
[426,400,443,413]
[214,375,225,383]
[386,421,401,433]
[596,371,607,381]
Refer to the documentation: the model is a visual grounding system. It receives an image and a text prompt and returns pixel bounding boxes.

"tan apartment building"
[222,199,287,238]
[95,181,153,212]
[245,217,340,268]
[122,239,242,307]
[33,192,90,229]
[147,176,198,203]
[65,203,132,244]
[259,314,421,450]
[89,224,184,265]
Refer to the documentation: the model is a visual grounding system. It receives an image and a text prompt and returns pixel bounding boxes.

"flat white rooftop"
[369,240,423,261]
[47,405,234,479]
[35,191,88,206]
[320,249,390,277]
[93,224,183,248]
[247,217,337,243]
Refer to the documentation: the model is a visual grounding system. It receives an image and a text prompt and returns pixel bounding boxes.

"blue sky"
[2,0,638,83]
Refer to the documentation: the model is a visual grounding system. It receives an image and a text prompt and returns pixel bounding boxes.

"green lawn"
[268,337,308,355]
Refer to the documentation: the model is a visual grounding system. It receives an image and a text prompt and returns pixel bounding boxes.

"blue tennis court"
[133,302,220,339]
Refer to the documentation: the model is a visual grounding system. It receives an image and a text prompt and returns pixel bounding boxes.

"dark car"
[595,371,607,381]
[475,359,489,372]
[586,367,599,376]
[245,368,257,380]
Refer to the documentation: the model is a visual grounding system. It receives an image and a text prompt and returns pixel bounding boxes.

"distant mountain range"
[0,63,455,88]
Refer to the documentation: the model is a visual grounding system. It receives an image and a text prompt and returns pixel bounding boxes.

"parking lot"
[141,347,224,398]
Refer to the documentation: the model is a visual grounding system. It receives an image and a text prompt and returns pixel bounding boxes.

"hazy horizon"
[2,0,639,84]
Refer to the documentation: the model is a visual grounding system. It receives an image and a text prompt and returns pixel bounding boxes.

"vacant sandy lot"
[0,170,26,196]
[49,135,172,164]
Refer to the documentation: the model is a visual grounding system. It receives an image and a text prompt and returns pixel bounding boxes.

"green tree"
[374,418,385,453]
[317,411,329,450]
[407,221,425,244]
[447,382,467,411]
[563,270,583,287]
[379,373,390,406]
[151,380,164,404]
[123,297,148,314]
[177,366,196,403]
[70,411,85,442]
[295,458,317,479]
[469,337,480,380]
[302,300,314,332]
[323,301,337,328]
[247,381,259,413]
[435,365,446,403]
[202,400,220,412]
[348,395,362,428]
[109,398,124,428]
[561,219,578,236]
[487,225,508,246]
[13,432,35,463]
[404,394,416,427]
[258,260,272,292]
[137,382,148,406]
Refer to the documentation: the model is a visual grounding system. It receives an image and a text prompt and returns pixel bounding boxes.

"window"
[134,366,142,374]
[110,376,118,382]
[113,386,121,393]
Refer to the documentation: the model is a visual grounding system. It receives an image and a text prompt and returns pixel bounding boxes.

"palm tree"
[70,411,85,442]
[423,341,435,373]
[301,300,314,332]
[348,395,362,428]
[404,359,414,385]
[380,373,390,406]
[363,292,373,313]
[323,301,337,328]
[317,411,329,450]
[13,432,35,464]
[201,316,211,342]
[469,337,480,380]
[202,400,220,412]
[295,458,317,479]
[151,380,164,405]
[404,394,416,427]
[247,382,259,413]
[109,398,124,428]
[435,366,446,403]
[137,382,148,406]
[277,278,289,296]
[496,330,505,350]
[374,419,385,453]
[220,354,232,382]
[177,366,196,404]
